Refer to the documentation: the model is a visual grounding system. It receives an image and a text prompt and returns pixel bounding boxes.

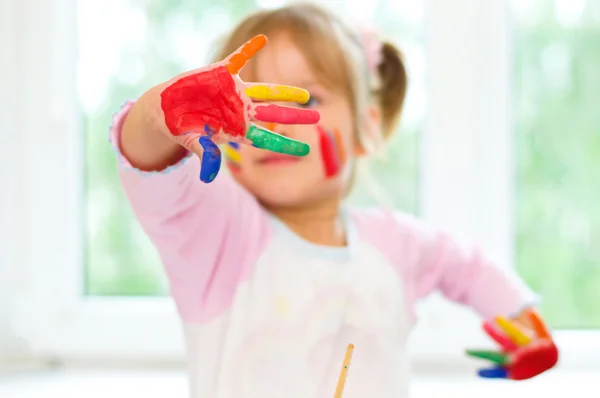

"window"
[82,0,425,297]
[513,0,600,329]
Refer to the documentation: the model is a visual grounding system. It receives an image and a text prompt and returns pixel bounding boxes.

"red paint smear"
[317,126,340,178]
[160,65,246,137]
[254,104,320,124]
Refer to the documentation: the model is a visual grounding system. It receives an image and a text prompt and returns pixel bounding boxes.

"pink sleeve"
[110,101,271,322]
[351,208,537,320]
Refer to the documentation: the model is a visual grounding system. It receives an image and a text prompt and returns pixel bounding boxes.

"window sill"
[17,297,600,370]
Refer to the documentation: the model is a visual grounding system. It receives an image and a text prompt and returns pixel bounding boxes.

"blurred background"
[0,0,598,396]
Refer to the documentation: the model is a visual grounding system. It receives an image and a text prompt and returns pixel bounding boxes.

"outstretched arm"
[413,227,538,318]
[112,35,320,321]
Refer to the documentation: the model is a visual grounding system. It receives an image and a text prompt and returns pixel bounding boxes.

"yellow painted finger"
[495,316,532,346]
[223,144,242,164]
[245,84,310,103]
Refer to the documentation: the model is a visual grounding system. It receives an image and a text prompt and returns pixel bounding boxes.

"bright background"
[81,0,599,327]
[1,0,599,395]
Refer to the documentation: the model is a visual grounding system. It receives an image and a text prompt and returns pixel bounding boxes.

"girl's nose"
[267,122,293,138]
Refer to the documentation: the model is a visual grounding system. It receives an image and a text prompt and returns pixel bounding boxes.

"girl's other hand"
[466,308,559,380]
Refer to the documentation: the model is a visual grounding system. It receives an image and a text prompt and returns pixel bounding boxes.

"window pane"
[513,0,600,328]
[81,0,424,296]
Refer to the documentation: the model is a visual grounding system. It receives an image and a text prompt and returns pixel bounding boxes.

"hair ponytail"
[376,41,408,138]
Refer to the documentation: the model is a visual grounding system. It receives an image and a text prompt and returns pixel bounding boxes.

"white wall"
[0,0,23,365]
[0,0,46,367]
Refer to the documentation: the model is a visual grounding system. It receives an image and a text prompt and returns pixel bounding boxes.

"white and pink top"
[111,101,536,398]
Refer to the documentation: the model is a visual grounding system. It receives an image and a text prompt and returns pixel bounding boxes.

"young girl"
[112,3,557,397]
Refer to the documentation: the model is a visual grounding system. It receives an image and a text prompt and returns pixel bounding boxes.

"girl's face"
[230,32,359,209]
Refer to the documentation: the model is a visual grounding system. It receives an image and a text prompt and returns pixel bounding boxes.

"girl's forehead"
[242,31,343,91]
[253,38,314,82]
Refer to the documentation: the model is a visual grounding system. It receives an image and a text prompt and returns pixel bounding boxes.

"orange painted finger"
[226,34,268,75]
[527,309,552,340]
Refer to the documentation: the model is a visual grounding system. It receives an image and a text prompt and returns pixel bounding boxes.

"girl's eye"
[300,96,320,108]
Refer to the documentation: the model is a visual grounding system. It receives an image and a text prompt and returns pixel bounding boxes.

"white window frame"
[3,0,599,369]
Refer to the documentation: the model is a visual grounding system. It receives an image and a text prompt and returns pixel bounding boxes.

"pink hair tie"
[358,27,383,72]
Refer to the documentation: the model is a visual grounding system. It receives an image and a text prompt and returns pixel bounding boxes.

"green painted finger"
[466,349,508,365]
[246,124,310,156]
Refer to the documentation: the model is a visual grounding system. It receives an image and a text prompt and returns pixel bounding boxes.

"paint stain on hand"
[160,65,247,138]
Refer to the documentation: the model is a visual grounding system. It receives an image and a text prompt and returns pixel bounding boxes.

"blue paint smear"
[228,142,240,149]
[204,125,217,136]
[198,136,221,183]
[478,367,508,379]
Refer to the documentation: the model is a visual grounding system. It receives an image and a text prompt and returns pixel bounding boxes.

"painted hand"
[159,34,319,182]
[466,308,559,380]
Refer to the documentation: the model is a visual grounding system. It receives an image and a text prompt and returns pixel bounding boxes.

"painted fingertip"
[247,124,310,156]
[495,316,532,346]
[483,320,519,351]
[527,309,552,340]
[478,367,509,379]
[253,104,320,125]
[465,350,508,365]
[244,85,310,103]
[198,136,221,183]
[225,34,267,75]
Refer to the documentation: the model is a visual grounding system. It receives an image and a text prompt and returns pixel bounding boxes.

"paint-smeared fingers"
[197,136,222,183]
[526,309,552,340]
[246,124,310,156]
[244,83,310,103]
[253,104,320,125]
[495,316,532,346]
[225,34,267,75]
[483,320,519,351]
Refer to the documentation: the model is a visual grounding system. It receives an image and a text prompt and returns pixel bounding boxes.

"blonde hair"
[212,2,408,153]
